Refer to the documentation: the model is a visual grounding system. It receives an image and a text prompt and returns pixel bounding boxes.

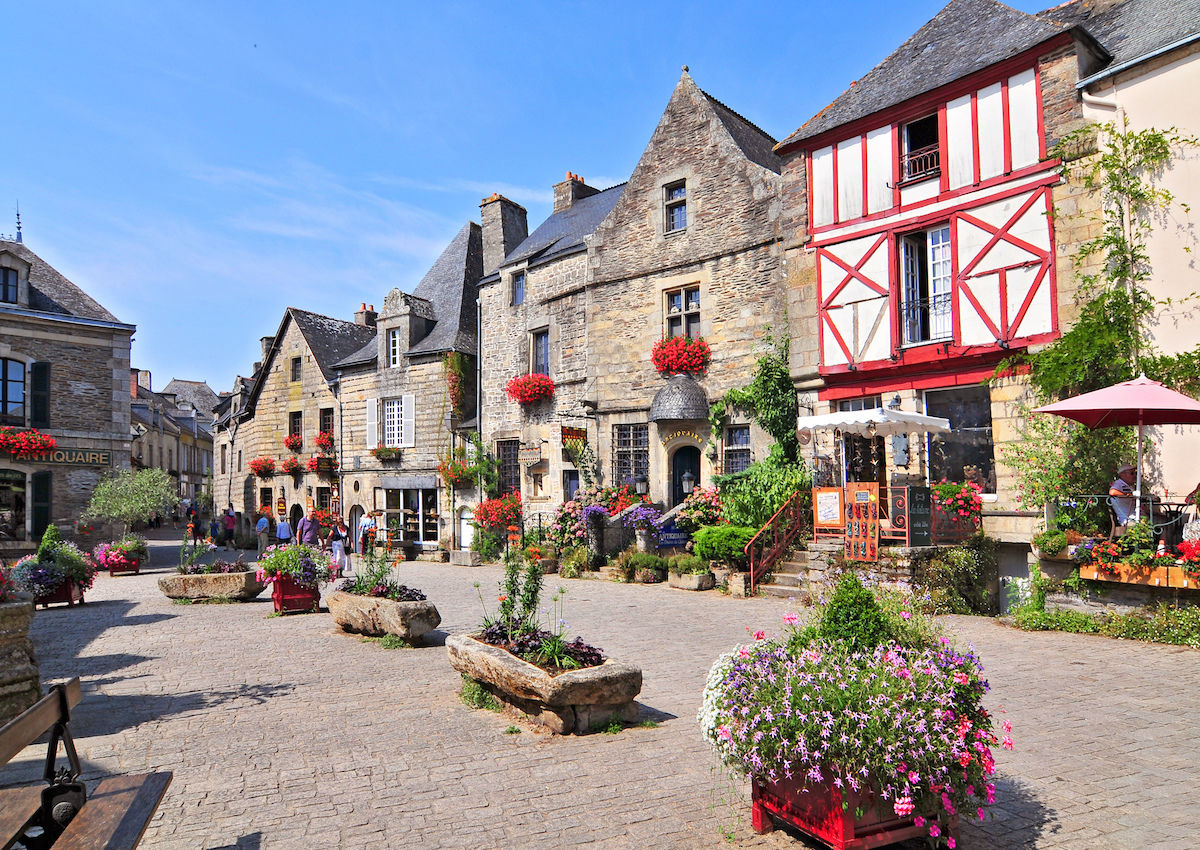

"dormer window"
[901,114,940,182]
[664,181,687,233]
[1,268,16,303]
[388,329,402,367]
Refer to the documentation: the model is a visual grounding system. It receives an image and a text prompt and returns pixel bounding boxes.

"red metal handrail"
[746,489,812,595]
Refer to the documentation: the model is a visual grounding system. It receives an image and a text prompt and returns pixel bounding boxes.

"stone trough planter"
[0,599,39,725]
[157,572,268,601]
[446,634,642,734]
[667,571,715,591]
[325,590,441,641]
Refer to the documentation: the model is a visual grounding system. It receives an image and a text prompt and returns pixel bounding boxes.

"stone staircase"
[756,539,844,599]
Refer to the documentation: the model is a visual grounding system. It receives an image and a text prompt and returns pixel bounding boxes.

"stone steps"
[756,540,843,599]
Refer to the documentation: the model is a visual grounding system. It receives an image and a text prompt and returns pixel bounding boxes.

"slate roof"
[649,375,710,422]
[161,379,221,418]
[779,0,1076,148]
[700,89,782,174]
[1056,0,1200,83]
[0,239,122,323]
[497,183,626,273]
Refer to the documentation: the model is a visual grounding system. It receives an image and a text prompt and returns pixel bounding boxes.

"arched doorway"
[289,503,304,528]
[671,445,701,507]
[348,505,364,552]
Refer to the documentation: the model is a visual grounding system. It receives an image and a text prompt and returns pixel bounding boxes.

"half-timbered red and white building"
[779,0,1122,547]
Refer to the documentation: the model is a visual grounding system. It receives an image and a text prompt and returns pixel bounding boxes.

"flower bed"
[546,485,639,549]
[158,566,268,601]
[248,456,276,478]
[326,554,440,640]
[505,373,555,405]
[652,335,711,375]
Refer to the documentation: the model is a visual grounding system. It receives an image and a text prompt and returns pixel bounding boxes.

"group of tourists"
[252,506,375,577]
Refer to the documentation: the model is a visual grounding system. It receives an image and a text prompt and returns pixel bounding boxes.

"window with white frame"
[512,271,525,306]
[531,329,549,376]
[900,225,952,344]
[723,425,752,474]
[382,397,403,447]
[664,181,687,233]
[665,285,700,339]
[388,329,402,367]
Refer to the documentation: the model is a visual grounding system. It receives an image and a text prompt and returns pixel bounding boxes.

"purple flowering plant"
[622,504,663,532]
[255,543,334,589]
[11,528,97,598]
[699,578,1009,847]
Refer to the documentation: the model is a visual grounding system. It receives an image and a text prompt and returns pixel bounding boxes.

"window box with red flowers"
[314,431,335,453]
[652,336,711,376]
[306,455,338,477]
[283,433,303,452]
[506,373,555,405]
[248,456,276,478]
[0,427,57,458]
[280,457,302,476]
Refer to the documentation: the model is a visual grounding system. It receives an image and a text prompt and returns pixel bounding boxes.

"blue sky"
[3,0,1048,393]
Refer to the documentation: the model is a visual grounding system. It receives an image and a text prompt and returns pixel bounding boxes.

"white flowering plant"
[698,573,1012,847]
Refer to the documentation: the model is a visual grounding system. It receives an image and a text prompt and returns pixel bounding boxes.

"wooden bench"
[0,678,171,850]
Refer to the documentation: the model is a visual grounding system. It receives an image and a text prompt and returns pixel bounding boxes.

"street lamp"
[681,470,695,495]
[634,473,649,496]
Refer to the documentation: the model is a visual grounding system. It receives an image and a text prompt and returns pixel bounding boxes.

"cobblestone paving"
[7,533,1200,849]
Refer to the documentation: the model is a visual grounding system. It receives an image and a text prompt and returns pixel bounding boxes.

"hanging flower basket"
[314,431,335,452]
[283,433,303,452]
[652,336,711,376]
[0,427,57,458]
[248,456,276,478]
[280,457,302,476]
[506,373,555,405]
[306,454,338,477]
[371,445,402,462]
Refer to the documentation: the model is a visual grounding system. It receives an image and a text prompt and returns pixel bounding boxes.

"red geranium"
[314,431,334,452]
[283,433,303,452]
[506,373,555,405]
[248,456,276,478]
[475,492,522,531]
[280,457,302,475]
[0,427,57,458]
[652,336,711,375]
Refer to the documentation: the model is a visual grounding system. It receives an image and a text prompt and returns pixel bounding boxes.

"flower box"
[1169,570,1200,590]
[158,572,268,601]
[283,433,303,452]
[667,571,714,591]
[35,580,85,609]
[371,445,402,462]
[1079,562,1171,586]
[505,373,555,405]
[652,336,711,375]
[445,634,642,734]
[325,590,441,640]
[271,574,321,614]
[106,557,141,577]
[751,773,951,849]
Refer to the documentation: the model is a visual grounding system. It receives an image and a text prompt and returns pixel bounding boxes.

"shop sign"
[276,497,286,516]
[518,447,543,466]
[561,426,587,443]
[36,448,112,466]
[660,429,702,446]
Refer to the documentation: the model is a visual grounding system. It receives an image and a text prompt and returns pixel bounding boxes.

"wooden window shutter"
[401,393,415,448]
[31,470,51,540]
[365,398,378,448]
[30,362,50,428]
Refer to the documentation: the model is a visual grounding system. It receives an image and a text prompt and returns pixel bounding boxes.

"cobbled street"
[6,532,1200,850]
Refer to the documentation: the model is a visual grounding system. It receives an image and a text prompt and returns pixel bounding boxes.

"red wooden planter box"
[1079,562,1171,586]
[108,558,141,577]
[752,774,950,850]
[36,581,85,609]
[271,574,321,614]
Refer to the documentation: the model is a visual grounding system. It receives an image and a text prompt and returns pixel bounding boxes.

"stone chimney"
[354,302,377,327]
[260,335,273,363]
[553,172,600,214]
[480,194,528,275]
[137,369,153,391]
[129,368,139,398]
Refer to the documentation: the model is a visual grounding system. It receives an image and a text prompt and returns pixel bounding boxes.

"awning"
[796,408,951,438]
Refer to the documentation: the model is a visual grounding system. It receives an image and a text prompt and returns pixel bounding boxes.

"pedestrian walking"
[357,511,377,557]
[223,506,236,551]
[296,506,321,547]
[275,515,293,544]
[255,512,271,557]
[329,519,350,577]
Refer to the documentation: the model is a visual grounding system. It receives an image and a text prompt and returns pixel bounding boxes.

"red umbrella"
[1034,375,1200,520]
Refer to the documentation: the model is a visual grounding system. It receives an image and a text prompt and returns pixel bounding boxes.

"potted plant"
[283,433,303,452]
[10,526,97,608]
[652,335,711,376]
[446,549,642,734]
[1031,528,1069,561]
[248,456,276,478]
[932,480,984,532]
[158,552,269,601]
[280,456,302,476]
[0,426,57,458]
[314,430,335,453]
[622,504,662,553]
[700,573,1007,847]
[255,543,334,614]
[371,445,402,462]
[505,373,555,405]
[92,536,149,576]
[667,554,715,591]
[326,549,441,641]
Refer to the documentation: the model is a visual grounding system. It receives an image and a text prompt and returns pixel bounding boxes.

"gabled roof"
[1056,0,1200,85]
[497,183,626,273]
[700,88,781,174]
[288,308,377,381]
[161,379,221,418]
[779,0,1076,148]
[0,239,123,323]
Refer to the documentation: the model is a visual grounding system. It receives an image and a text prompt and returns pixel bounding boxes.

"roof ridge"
[288,305,364,328]
[698,87,777,143]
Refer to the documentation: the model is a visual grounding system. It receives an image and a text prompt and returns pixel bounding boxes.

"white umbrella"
[796,407,951,438]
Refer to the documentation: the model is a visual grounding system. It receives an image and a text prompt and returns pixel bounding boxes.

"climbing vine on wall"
[708,330,798,462]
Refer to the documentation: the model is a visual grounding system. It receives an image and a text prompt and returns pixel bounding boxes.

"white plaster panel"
[959,273,1000,345]
[865,126,893,213]
[812,146,835,227]
[1008,265,1052,338]
[823,312,849,365]
[859,298,893,361]
[837,137,863,220]
[946,94,975,189]
[977,82,1005,179]
[1008,69,1039,168]
[900,179,938,205]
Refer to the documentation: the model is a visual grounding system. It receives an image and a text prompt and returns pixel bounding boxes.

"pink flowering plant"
[699,573,1007,846]
[546,485,641,549]
[932,480,983,524]
[92,536,149,572]
[674,486,722,532]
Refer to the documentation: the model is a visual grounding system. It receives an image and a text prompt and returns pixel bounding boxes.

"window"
[388,329,402,367]
[382,398,403,447]
[319,407,334,435]
[924,386,996,493]
[665,286,700,339]
[0,268,16,303]
[612,424,649,485]
[221,444,227,475]
[723,425,752,474]
[316,487,331,510]
[0,359,24,426]
[900,225,952,344]
[563,469,580,501]
[168,448,173,471]
[497,439,521,495]
[289,411,302,437]
[0,468,26,540]
[901,114,940,182]
[290,357,302,381]
[511,272,525,306]
[532,329,550,376]
[664,181,687,233]
[237,450,243,472]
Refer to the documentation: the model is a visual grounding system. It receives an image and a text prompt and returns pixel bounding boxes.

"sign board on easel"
[813,488,844,534]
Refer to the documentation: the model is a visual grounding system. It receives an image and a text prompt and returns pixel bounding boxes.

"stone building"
[213,224,481,550]
[776,0,1191,556]
[129,370,215,510]
[0,237,133,551]
[478,71,785,522]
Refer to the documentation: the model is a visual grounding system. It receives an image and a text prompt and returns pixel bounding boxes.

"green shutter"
[31,470,51,540]
[30,362,50,428]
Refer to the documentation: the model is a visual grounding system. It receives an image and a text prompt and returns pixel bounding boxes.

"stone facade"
[0,239,133,552]
[130,370,214,510]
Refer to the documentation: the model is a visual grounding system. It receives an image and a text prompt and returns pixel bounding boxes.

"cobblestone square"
[7,534,1200,849]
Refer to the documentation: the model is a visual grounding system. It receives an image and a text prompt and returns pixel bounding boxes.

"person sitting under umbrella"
[1109,464,1139,525]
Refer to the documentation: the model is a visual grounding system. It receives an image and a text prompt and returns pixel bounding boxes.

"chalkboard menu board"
[907,486,933,548]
